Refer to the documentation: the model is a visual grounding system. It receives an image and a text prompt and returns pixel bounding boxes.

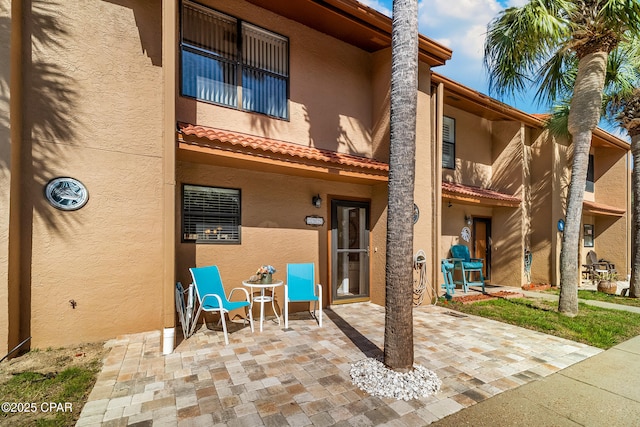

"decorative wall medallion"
[461,226,471,242]
[413,203,420,224]
[45,177,89,211]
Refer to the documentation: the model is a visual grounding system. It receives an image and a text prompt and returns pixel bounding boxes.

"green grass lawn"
[441,297,640,349]
[543,288,640,307]
[0,365,99,426]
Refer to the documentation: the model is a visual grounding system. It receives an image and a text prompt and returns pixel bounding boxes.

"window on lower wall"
[583,224,594,247]
[182,184,241,243]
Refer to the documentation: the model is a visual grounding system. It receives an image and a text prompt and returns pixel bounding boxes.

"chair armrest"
[228,287,251,302]
[201,293,224,308]
[470,258,484,262]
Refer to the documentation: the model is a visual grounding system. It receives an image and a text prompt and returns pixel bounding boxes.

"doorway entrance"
[331,200,370,302]
[473,217,491,280]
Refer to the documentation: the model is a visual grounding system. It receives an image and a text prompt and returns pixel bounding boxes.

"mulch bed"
[451,290,524,304]
[521,283,552,291]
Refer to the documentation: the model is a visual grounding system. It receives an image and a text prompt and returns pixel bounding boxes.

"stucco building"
[1,0,630,354]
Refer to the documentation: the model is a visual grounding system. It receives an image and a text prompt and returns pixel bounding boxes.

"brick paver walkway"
[77,302,601,426]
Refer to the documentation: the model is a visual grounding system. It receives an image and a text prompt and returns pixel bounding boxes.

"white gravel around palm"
[350,358,441,401]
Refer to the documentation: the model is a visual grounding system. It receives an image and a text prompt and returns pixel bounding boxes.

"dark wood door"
[473,218,491,279]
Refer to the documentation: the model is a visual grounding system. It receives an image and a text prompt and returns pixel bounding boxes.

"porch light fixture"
[312,194,322,208]
[464,215,472,225]
[447,201,452,208]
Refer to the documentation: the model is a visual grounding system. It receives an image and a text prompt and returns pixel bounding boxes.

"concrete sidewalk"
[431,335,640,426]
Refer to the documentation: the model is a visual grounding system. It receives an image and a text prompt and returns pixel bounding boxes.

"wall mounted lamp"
[464,215,472,225]
[447,201,453,208]
[312,194,322,208]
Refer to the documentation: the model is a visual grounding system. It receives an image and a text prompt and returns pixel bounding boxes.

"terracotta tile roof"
[178,122,389,172]
[442,181,521,205]
[583,199,626,217]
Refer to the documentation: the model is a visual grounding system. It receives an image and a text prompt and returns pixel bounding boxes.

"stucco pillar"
[1,0,24,357]
[161,0,177,354]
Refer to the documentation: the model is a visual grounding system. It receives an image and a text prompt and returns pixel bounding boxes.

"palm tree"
[484,0,640,315]
[604,41,640,297]
[619,89,640,298]
[384,0,418,372]
[546,40,640,298]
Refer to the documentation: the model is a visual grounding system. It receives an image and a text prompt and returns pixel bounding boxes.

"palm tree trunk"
[559,51,608,315]
[384,0,418,372]
[630,132,640,298]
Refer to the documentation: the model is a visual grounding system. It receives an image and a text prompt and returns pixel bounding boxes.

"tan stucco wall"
[491,206,523,287]
[441,106,492,187]
[176,161,388,313]
[491,121,522,195]
[585,146,630,277]
[370,183,388,306]
[176,0,374,157]
[371,49,391,163]
[23,0,165,348]
[529,130,555,284]
[414,65,437,304]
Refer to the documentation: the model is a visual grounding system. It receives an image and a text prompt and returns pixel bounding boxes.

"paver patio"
[77,301,602,426]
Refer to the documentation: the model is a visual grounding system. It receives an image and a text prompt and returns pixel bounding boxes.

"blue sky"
[361,0,543,112]
[361,0,627,138]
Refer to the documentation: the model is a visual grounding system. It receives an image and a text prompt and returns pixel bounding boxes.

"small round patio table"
[242,280,283,332]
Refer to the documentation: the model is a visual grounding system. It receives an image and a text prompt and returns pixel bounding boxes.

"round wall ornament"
[45,177,89,211]
[461,226,471,242]
[413,203,420,224]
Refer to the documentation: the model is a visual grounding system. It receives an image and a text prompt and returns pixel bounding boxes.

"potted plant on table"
[595,270,620,295]
[255,265,276,284]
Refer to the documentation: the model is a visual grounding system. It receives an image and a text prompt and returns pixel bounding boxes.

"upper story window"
[586,154,594,192]
[182,184,241,244]
[180,1,289,119]
[442,116,455,169]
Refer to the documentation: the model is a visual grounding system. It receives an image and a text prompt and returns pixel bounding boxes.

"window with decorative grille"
[182,184,241,244]
[181,1,289,119]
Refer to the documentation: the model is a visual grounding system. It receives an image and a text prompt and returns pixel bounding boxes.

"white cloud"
[416,0,505,101]
[359,0,392,17]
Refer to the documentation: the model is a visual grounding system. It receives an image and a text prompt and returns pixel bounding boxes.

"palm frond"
[545,101,572,138]
[599,0,640,36]
[534,48,577,104]
[484,0,571,100]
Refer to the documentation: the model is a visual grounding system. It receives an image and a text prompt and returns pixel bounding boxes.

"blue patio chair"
[450,245,485,293]
[284,263,322,328]
[189,265,254,344]
[441,259,455,296]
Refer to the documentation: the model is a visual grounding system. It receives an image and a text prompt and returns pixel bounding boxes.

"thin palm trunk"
[559,51,608,315]
[384,0,418,372]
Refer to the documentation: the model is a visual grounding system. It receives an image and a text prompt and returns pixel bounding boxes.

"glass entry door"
[331,200,370,301]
